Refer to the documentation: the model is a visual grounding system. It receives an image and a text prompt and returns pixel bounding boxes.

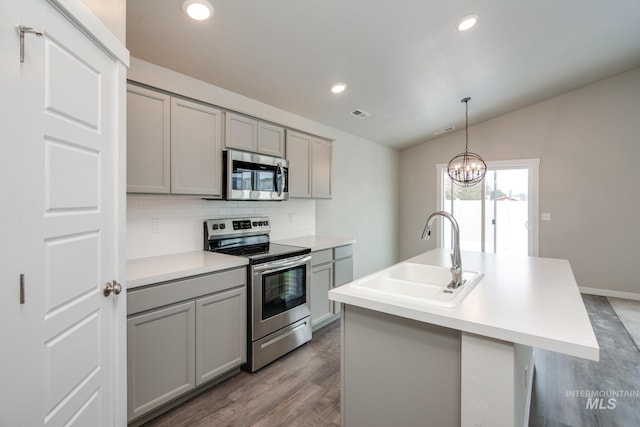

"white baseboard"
[579,287,640,301]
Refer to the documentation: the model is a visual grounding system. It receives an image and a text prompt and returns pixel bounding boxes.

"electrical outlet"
[541,213,551,221]
[152,218,161,233]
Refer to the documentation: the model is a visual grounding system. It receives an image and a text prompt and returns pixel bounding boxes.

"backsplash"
[127,196,315,260]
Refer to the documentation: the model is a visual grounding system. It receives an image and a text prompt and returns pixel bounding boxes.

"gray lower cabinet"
[195,287,246,385]
[311,260,333,327]
[127,267,246,422]
[310,244,354,329]
[127,301,196,421]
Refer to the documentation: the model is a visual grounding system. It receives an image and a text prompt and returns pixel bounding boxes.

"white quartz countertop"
[127,251,249,289]
[273,235,356,251]
[329,249,599,361]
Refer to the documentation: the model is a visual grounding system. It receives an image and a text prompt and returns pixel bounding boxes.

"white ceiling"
[126,0,640,150]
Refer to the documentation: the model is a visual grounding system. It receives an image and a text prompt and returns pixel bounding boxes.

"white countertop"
[329,249,599,361]
[127,251,249,289]
[126,235,353,289]
[274,235,356,251]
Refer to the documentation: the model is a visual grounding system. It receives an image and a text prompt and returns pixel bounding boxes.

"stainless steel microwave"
[224,150,289,201]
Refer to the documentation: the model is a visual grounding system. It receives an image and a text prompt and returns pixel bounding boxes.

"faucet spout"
[422,211,463,288]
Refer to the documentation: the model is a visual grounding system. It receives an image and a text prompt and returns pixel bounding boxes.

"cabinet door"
[312,138,332,198]
[127,84,171,193]
[311,263,333,326]
[333,257,354,314]
[257,122,285,157]
[225,112,258,152]
[127,301,196,421]
[286,130,312,198]
[195,287,247,386]
[171,98,222,196]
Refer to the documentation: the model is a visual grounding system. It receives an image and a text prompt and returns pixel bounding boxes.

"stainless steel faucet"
[422,211,464,289]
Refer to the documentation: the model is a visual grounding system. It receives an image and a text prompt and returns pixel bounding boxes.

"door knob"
[103,280,122,297]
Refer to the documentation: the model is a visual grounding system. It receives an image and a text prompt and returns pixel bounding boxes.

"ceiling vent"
[434,125,455,135]
[350,109,371,119]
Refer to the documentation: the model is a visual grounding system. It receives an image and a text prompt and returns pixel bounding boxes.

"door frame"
[436,158,540,257]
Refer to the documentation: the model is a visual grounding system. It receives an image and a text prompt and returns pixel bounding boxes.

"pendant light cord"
[462,97,471,153]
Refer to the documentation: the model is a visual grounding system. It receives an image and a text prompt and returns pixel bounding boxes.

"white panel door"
[11,0,123,425]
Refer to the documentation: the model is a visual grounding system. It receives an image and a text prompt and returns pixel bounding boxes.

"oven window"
[262,265,307,320]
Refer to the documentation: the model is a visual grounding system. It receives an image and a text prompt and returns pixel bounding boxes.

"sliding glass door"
[436,159,539,256]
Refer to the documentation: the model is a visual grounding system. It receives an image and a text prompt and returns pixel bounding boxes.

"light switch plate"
[541,213,551,221]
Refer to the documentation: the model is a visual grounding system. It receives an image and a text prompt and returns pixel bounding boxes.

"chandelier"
[447,97,486,187]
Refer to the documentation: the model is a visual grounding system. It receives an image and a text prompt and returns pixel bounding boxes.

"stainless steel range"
[204,217,312,372]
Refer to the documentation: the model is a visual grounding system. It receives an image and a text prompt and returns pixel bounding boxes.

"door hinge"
[20,273,25,304]
[17,25,43,63]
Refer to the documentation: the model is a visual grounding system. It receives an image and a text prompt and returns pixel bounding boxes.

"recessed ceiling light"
[183,0,213,21]
[329,82,348,94]
[456,15,478,31]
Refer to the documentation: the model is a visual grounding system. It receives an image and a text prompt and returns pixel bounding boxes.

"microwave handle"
[276,161,284,197]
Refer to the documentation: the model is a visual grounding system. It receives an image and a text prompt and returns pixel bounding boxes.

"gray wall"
[317,137,399,279]
[399,67,640,296]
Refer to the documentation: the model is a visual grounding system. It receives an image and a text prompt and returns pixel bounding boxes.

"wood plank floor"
[143,295,639,427]
[143,320,341,427]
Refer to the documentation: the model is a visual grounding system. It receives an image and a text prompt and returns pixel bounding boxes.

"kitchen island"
[329,249,599,427]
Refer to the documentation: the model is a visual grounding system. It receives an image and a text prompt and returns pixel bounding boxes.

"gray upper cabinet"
[127,84,223,197]
[257,121,286,157]
[224,112,258,152]
[225,112,285,158]
[126,84,171,193]
[311,138,332,199]
[286,130,332,199]
[286,130,312,198]
[171,98,223,196]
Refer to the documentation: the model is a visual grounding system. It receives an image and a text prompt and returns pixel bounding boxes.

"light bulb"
[456,15,478,32]
[183,0,213,21]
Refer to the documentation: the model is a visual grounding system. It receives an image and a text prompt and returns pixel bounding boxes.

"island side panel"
[461,332,534,427]
[341,304,461,427]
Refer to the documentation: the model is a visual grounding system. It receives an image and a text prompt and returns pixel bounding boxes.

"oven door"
[250,254,311,341]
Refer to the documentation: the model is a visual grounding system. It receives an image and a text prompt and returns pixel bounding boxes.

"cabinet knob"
[103,280,122,297]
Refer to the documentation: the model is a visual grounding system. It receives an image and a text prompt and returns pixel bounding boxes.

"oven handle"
[252,254,311,275]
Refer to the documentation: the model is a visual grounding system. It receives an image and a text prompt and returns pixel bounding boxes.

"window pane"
[443,175,482,252]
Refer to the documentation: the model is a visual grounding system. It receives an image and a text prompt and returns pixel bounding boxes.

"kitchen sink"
[351,262,483,308]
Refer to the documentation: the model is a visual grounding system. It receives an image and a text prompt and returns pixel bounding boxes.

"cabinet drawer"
[312,249,333,266]
[334,245,353,260]
[127,267,246,315]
